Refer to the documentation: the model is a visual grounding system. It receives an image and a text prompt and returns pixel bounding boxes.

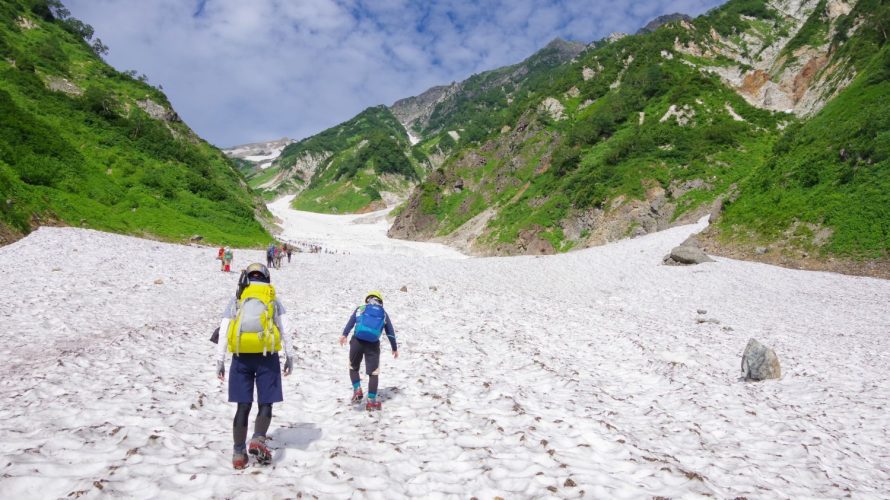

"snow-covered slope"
[0,209,888,498]
[268,195,465,258]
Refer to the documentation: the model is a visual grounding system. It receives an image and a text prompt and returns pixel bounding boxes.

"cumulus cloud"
[64,0,727,146]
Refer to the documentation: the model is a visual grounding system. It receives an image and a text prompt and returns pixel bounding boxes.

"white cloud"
[63,0,728,146]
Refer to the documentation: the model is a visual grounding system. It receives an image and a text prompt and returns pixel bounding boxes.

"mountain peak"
[636,13,691,34]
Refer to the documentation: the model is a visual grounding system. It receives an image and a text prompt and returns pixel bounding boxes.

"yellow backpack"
[227,283,281,355]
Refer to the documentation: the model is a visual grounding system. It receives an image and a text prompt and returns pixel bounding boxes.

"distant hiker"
[224,248,233,273]
[266,244,275,268]
[215,263,294,469]
[217,247,225,271]
[339,291,398,411]
[285,243,293,263]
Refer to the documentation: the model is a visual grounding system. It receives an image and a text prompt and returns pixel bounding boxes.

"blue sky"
[64,0,728,147]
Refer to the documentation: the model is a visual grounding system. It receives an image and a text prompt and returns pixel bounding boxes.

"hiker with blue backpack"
[339,291,398,411]
[266,243,275,268]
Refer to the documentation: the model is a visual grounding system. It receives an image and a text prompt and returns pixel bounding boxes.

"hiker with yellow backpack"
[214,263,293,469]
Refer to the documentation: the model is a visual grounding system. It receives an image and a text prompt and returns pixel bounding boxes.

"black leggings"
[349,337,380,395]
[233,402,273,452]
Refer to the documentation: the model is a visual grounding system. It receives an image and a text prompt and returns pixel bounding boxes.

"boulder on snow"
[663,245,714,265]
[399,285,408,292]
[741,338,782,381]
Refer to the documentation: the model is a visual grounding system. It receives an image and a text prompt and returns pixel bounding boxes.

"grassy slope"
[274,106,420,213]
[412,14,782,250]
[403,0,890,261]
[717,3,890,259]
[0,0,271,246]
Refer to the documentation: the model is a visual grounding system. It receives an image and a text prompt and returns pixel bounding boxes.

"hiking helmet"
[245,263,270,282]
[365,290,383,303]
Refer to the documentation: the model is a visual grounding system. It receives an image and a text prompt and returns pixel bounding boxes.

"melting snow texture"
[0,211,888,498]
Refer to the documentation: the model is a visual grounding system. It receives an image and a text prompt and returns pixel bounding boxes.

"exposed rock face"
[390,38,584,137]
[606,32,628,43]
[675,0,860,117]
[389,83,459,133]
[539,97,566,121]
[17,16,37,30]
[44,76,82,96]
[663,245,715,265]
[258,151,331,193]
[637,13,692,34]
[741,339,782,381]
[137,99,180,123]
[659,104,696,126]
[223,138,294,161]
[387,172,442,241]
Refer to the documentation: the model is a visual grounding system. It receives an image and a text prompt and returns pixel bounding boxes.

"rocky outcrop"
[676,0,860,117]
[741,339,782,381]
[137,99,180,123]
[387,170,443,241]
[390,83,460,133]
[392,38,584,138]
[17,16,37,30]
[538,97,566,121]
[637,13,692,34]
[659,104,696,126]
[44,76,82,96]
[223,138,294,160]
[259,151,331,193]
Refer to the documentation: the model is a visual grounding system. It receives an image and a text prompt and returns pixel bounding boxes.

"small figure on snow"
[339,291,398,411]
[214,263,294,469]
[223,247,233,272]
[266,243,275,268]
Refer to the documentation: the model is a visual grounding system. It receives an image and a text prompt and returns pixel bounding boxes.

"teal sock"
[352,381,361,391]
[368,393,376,400]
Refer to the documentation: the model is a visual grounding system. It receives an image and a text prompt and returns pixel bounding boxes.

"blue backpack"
[354,304,386,342]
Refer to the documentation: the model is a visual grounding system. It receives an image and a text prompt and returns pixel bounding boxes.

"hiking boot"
[351,388,364,403]
[248,436,272,465]
[366,400,382,411]
[232,452,248,470]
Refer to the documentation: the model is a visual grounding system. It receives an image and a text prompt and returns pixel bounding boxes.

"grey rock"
[697,309,707,315]
[741,338,782,381]
[663,245,714,265]
[429,286,438,291]
[190,235,203,242]
[755,247,769,255]
[399,286,408,292]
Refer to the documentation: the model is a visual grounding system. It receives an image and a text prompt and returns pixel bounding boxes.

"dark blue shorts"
[228,353,283,404]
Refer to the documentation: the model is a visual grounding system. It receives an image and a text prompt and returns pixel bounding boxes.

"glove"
[216,360,225,380]
[283,356,293,376]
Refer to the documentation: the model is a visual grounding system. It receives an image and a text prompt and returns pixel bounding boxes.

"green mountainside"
[254,38,586,214]
[0,0,272,246]
[384,0,888,269]
[256,106,419,213]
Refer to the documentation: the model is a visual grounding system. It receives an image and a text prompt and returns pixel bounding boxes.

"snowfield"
[0,207,889,499]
